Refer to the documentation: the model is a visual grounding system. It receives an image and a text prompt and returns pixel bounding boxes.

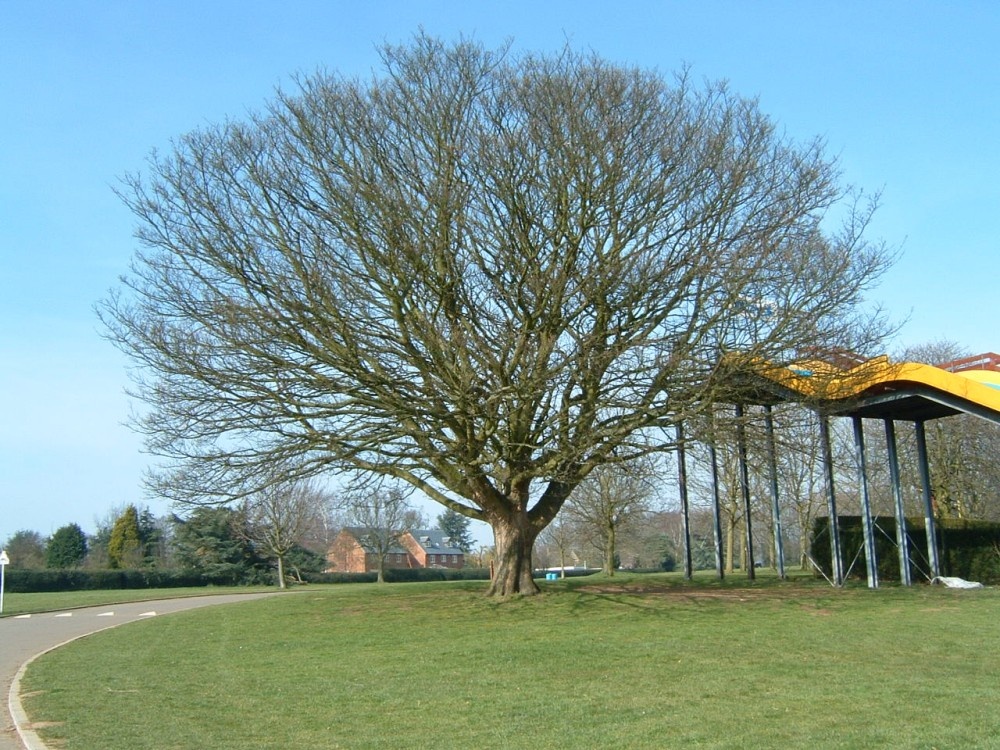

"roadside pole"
[0,549,8,614]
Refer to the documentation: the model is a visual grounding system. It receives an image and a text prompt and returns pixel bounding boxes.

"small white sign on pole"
[0,549,9,615]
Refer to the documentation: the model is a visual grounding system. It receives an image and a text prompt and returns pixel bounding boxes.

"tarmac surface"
[1,592,282,750]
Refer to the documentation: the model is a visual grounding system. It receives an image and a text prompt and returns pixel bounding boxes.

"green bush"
[811,516,1000,584]
[302,571,378,584]
[441,567,492,581]
[2,568,253,593]
[301,568,491,585]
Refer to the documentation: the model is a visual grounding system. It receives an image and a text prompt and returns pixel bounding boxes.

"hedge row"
[4,567,496,592]
[5,565,597,593]
[811,516,1000,584]
[303,567,492,584]
[1,568,250,593]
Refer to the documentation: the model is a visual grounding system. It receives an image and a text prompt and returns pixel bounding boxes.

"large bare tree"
[101,35,892,595]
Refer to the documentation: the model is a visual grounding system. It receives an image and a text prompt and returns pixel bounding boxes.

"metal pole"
[914,420,941,579]
[884,419,912,585]
[763,405,786,580]
[676,422,693,580]
[708,439,725,580]
[735,404,755,580]
[0,549,7,614]
[852,416,879,588]
[819,414,844,586]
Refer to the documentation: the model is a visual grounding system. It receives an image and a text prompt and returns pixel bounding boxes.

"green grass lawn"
[19,573,1000,749]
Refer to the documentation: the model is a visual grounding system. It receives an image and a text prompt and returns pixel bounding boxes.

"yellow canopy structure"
[748,354,1000,424]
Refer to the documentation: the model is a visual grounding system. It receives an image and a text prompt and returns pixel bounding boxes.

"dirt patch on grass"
[803,606,834,616]
[576,582,808,601]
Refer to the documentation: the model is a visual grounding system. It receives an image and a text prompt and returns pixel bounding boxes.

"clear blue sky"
[2,0,998,542]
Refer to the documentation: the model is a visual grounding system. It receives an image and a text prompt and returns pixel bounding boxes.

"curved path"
[1,592,282,750]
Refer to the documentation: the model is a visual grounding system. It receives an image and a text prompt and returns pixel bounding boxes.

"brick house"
[327,527,465,573]
[401,529,465,569]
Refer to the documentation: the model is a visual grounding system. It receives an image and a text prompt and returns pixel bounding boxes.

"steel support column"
[914,420,941,579]
[851,416,879,588]
[884,419,912,585]
[676,422,693,580]
[763,405,786,579]
[735,404,755,579]
[819,414,844,585]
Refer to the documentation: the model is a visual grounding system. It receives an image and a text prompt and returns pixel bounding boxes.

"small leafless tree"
[771,407,830,568]
[239,480,331,587]
[564,456,661,575]
[298,490,345,557]
[345,485,412,583]
[101,35,894,595]
[536,513,584,576]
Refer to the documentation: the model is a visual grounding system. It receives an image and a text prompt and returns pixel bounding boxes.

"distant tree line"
[2,499,334,586]
[2,485,489,588]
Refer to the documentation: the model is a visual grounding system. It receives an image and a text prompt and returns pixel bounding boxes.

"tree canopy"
[171,507,266,584]
[437,508,475,553]
[107,504,143,569]
[46,523,88,569]
[3,529,47,569]
[102,35,892,594]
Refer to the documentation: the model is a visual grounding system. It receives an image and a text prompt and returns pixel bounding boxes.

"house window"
[429,554,436,564]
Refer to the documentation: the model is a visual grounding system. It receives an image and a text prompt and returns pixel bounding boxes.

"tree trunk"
[487,510,541,596]
[798,512,810,569]
[725,516,736,574]
[604,524,616,576]
[276,554,286,589]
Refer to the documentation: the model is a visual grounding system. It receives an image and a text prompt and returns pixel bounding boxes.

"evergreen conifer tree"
[437,508,475,553]
[108,504,143,568]
[45,523,88,568]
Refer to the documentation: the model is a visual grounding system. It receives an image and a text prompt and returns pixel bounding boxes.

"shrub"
[2,568,255,593]
[301,568,492,585]
[811,516,1000,584]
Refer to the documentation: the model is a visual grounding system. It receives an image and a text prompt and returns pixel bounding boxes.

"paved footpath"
[1,592,282,750]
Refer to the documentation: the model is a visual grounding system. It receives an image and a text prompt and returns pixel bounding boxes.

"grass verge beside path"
[19,573,1000,749]
[1,586,276,616]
